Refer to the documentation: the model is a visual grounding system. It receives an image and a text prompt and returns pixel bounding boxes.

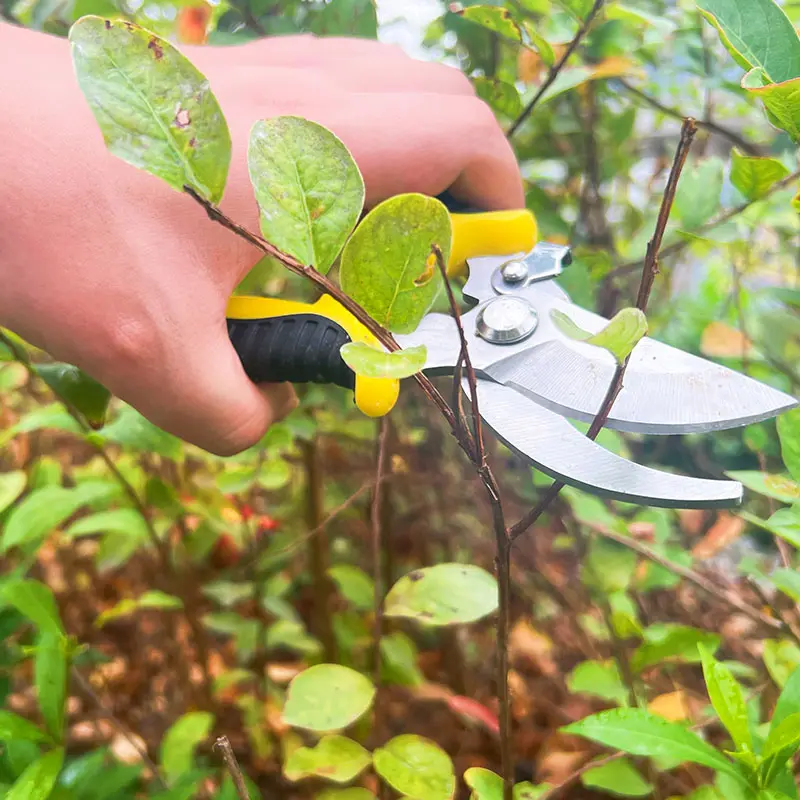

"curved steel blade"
[472,379,743,508]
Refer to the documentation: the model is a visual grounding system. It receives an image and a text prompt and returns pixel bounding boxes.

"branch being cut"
[214,736,250,800]
[509,118,699,544]
[507,0,605,139]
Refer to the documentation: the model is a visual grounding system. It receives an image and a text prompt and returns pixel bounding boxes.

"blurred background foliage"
[1,0,799,798]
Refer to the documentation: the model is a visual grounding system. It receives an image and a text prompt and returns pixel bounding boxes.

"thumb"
[125,327,297,456]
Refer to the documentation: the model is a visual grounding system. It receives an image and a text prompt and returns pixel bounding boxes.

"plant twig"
[609,167,800,279]
[371,417,390,724]
[214,736,250,800]
[616,78,760,155]
[509,118,698,544]
[432,247,513,800]
[507,0,605,138]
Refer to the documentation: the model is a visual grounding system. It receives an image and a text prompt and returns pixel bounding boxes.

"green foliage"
[35,364,110,428]
[282,664,375,731]
[581,758,653,797]
[567,659,629,706]
[384,564,498,626]
[340,194,451,334]
[0,580,65,637]
[69,17,231,202]
[95,590,183,627]
[340,342,427,379]
[699,645,752,755]
[248,117,364,273]
[159,711,214,783]
[5,747,64,800]
[34,633,68,741]
[631,625,721,673]
[0,471,26,515]
[730,150,790,201]
[463,767,546,799]
[373,735,455,800]
[283,735,371,783]
[550,307,648,363]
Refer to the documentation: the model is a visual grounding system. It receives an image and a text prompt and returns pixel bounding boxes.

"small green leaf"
[35,364,110,428]
[284,735,371,783]
[474,78,524,119]
[0,471,26,515]
[773,667,800,729]
[96,591,183,628]
[771,569,800,603]
[6,747,64,800]
[696,0,800,83]
[69,17,230,202]
[248,117,364,273]
[0,405,81,448]
[317,790,377,800]
[699,645,752,753]
[310,0,378,39]
[0,710,52,744]
[765,639,800,688]
[563,709,743,782]
[380,631,424,688]
[384,564,498,626]
[0,580,64,637]
[99,405,183,459]
[777,408,800,483]
[282,664,375,732]
[741,70,800,142]
[65,508,149,540]
[581,758,653,797]
[159,711,214,783]
[759,712,800,786]
[328,565,374,611]
[729,471,800,504]
[567,660,629,706]
[550,308,647,363]
[632,625,720,673]
[730,149,790,201]
[340,343,427,380]
[460,6,522,40]
[35,633,68,742]
[340,194,451,334]
[374,734,455,800]
[674,158,724,230]
[463,768,547,800]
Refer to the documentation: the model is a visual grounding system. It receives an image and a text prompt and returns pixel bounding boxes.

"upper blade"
[484,291,798,435]
[473,380,743,508]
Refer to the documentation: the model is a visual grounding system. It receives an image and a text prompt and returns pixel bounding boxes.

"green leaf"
[740,507,800,549]
[741,70,800,142]
[463,768,544,800]
[581,758,653,796]
[563,709,742,781]
[340,194,451,334]
[765,639,800,688]
[159,711,214,783]
[696,0,800,83]
[772,569,800,603]
[374,734,455,800]
[0,404,81,448]
[729,471,800,503]
[2,486,93,553]
[384,564,498,626]
[730,149,790,201]
[584,538,637,594]
[0,471,26,515]
[340,343,427,380]
[99,405,182,459]
[96,590,183,627]
[317,790,376,800]
[0,580,64,637]
[778,408,800,483]
[773,667,800,729]
[248,117,364,273]
[310,0,378,39]
[380,631,424,688]
[474,78,524,119]
[35,364,110,428]
[282,664,375,732]
[35,633,67,742]
[69,17,230,202]
[328,565,374,611]
[459,6,523,41]
[5,747,64,800]
[284,735,371,783]
[0,710,52,744]
[699,645,752,753]
[632,624,720,673]
[674,158,724,230]
[550,308,647,363]
[65,508,149,540]
[760,712,800,786]
[567,660,629,706]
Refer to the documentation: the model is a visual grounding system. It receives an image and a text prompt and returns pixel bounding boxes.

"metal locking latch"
[490,242,573,296]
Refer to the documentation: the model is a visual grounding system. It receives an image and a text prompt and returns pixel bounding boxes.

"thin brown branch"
[510,118,698,543]
[617,78,760,155]
[610,167,800,279]
[214,736,250,800]
[507,0,605,138]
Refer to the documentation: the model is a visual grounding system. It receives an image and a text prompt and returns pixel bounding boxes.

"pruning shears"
[226,198,798,510]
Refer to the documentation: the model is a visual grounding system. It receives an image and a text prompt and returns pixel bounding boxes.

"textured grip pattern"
[227,314,355,390]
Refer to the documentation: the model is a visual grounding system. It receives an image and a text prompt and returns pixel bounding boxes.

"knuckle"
[105,315,161,370]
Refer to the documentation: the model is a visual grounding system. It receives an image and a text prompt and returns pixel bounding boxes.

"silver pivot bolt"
[475,296,539,345]
[500,259,528,284]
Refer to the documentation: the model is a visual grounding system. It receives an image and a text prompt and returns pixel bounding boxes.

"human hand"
[0,24,524,455]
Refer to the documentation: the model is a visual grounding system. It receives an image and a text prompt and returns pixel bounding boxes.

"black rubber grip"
[227,314,355,390]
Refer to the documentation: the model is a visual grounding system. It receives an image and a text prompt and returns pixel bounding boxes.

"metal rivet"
[500,259,528,284]
[475,296,539,345]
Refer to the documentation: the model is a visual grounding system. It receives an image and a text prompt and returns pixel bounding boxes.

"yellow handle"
[448,209,537,275]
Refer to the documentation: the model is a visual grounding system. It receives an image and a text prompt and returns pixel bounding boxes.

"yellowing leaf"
[588,56,644,81]
[700,321,755,359]
[648,691,691,722]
